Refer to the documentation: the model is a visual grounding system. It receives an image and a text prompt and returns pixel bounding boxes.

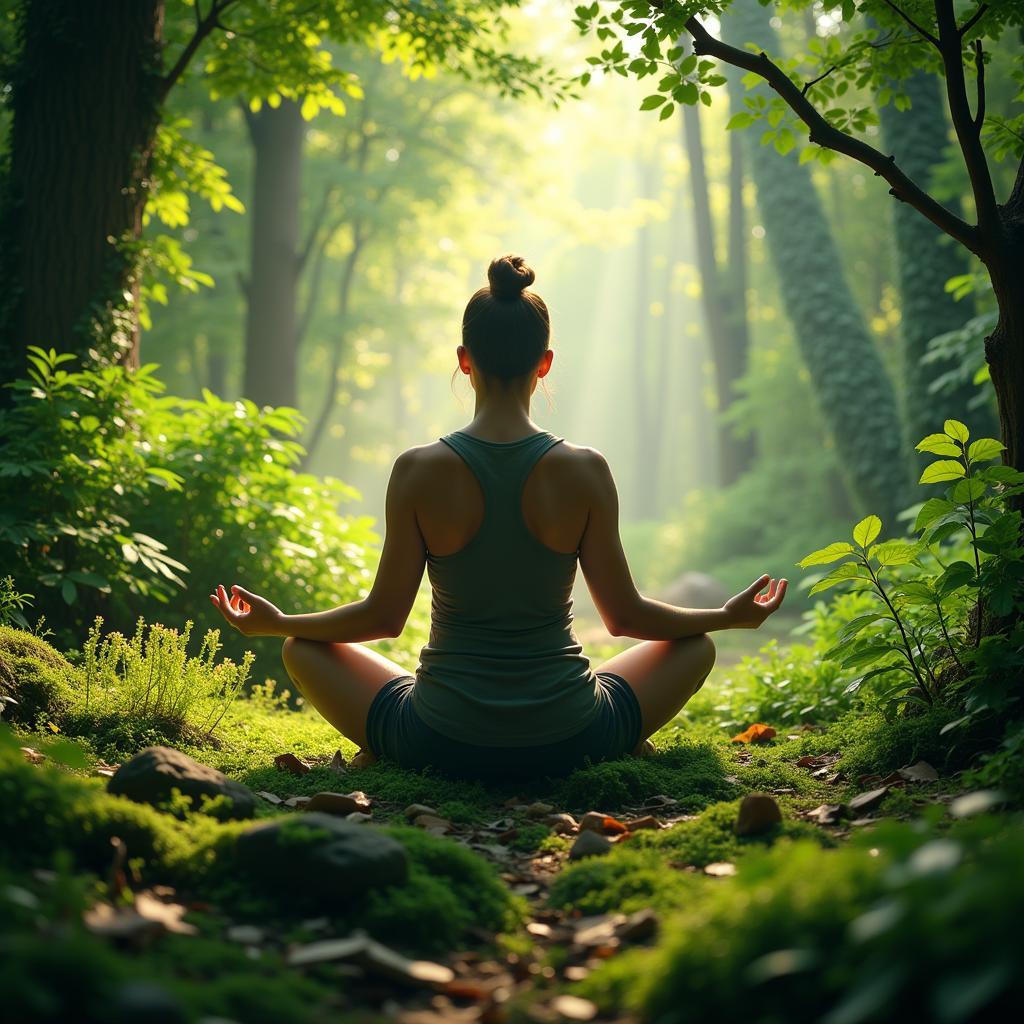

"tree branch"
[958,3,989,37]
[880,0,939,48]
[683,15,982,255]
[972,38,985,131]
[933,0,999,240]
[802,64,838,96]
[297,185,337,274]
[161,0,238,102]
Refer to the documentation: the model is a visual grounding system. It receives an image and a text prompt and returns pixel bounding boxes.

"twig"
[880,0,940,48]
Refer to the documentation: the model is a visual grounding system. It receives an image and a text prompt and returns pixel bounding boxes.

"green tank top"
[411,429,602,747]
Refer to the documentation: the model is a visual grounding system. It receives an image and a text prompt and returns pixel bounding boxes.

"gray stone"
[107,746,256,820]
[235,812,409,907]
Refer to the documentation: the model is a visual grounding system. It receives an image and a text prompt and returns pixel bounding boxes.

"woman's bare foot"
[350,748,378,768]
[630,738,656,759]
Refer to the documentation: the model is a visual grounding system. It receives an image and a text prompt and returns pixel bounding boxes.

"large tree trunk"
[877,66,996,443]
[680,86,755,486]
[722,0,910,524]
[242,100,304,409]
[0,0,164,381]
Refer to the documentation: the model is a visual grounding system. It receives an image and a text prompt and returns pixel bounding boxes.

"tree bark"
[242,100,305,409]
[0,0,164,381]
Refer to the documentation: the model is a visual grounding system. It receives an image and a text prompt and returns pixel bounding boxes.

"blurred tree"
[575,0,1024,478]
[680,60,755,486]
[0,0,564,387]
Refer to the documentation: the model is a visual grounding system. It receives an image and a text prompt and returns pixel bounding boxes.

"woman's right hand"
[722,574,787,629]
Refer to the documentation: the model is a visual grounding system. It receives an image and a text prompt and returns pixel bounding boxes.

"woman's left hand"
[210,584,285,637]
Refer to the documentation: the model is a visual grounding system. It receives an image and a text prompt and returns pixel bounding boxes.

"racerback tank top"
[411,429,602,746]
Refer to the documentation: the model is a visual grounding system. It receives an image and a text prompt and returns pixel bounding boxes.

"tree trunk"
[680,80,754,486]
[877,66,997,443]
[722,0,910,524]
[242,100,304,409]
[0,0,164,381]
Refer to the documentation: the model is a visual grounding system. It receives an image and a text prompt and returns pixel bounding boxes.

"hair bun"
[487,254,535,301]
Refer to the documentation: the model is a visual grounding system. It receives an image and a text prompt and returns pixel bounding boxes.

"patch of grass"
[0,625,75,725]
[508,823,550,853]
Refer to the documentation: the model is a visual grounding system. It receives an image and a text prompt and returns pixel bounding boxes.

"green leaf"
[951,477,986,504]
[640,94,666,109]
[808,561,873,596]
[967,438,1005,464]
[853,515,882,548]
[61,579,77,605]
[944,419,970,442]
[841,643,901,670]
[870,540,921,567]
[919,460,966,484]
[936,561,977,596]
[916,434,962,457]
[798,541,855,567]
[726,111,754,130]
[914,498,955,533]
[658,102,676,121]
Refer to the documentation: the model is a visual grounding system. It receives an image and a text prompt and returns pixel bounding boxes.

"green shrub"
[582,812,1024,1024]
[0,626,76,725]
[68,616,253,746]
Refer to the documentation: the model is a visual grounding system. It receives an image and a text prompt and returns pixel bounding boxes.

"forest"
[1,0,1023,1021]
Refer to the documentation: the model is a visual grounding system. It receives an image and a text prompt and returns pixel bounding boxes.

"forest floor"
[3,633,995,1024]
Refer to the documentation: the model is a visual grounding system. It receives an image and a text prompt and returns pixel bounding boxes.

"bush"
[581,811,1024,1024]
[0,350,419,669]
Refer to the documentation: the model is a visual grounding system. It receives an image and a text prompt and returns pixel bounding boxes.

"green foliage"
[0,575,34,630]
[71,617,253,745]
[582,812,1024,1024]
[0,349,403,666]
[799,420,1024,721]
[0,626,75,726]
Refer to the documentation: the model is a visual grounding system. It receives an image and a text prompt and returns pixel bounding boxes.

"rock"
[544,813,579,835]
[227,924,265,944]
[284,796,310,809]
[305,791,372,816]
[568,830,612,860]
[898,760,939,783]
[256,791,282,805]
[404,803,439,820]
[734,793,782,836]
[616,908,659,942]
[110,981,186,1024]
[236,813,408,906]
[346,811,373,824]
[274,752,311,775]
[108,746,256,820]
[578,812,627,835]
[704,862,737,877]
[658,571,728,610]
[622,815,660,832]
[806,803,844,825]
[329,749,347,773]
[413,814,453,834]
[550,994,598,1021]
[524,801,554,817]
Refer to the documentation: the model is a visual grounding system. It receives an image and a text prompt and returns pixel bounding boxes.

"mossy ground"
[3,626,1020,1022]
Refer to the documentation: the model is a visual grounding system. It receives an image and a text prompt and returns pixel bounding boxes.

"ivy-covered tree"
[573,0,1024,479]
[723,0,909,521]
[0,0,564,385]
[876,65,995,442]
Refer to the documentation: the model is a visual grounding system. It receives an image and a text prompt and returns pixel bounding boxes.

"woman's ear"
[537,349,554,379]
[456,344,473,375]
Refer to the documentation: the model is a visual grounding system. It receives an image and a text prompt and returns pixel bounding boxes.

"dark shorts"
[365,671,644,781]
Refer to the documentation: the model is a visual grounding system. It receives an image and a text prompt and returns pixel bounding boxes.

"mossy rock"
[0,626,75,725]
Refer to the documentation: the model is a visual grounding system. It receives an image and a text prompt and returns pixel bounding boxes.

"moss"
[508,822,550,853]
[0,626,75,725]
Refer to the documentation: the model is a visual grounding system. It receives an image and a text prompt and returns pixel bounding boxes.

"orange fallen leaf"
[730,723,777,744]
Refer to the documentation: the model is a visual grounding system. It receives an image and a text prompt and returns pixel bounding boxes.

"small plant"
[81,616,254,740]
[0,577,33,630]
[799,419,1024,721]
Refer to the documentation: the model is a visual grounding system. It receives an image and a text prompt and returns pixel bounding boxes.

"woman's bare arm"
[210,450,427,641]
[577,451,786,639]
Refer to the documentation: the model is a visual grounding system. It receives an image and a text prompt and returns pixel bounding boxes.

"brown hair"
[460,255,551,383]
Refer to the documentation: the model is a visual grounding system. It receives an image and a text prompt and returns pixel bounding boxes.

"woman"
[210,255,787,779]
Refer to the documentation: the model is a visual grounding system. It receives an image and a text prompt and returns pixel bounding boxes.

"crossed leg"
[280,637,409,763]
[594,634,717,755]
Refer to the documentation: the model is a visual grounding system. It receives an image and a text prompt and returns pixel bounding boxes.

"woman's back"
[409,429,603,746]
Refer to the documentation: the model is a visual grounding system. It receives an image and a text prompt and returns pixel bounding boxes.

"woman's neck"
[466,387,539,441]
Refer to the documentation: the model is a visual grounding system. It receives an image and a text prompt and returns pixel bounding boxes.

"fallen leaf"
[730,723,777,744]
[256,791,282,805]
[806,803,844,825]
[846,786,888,815]
[274,752,311,775]
[898,760,939,783]
[578,812,628,835]
[287,935,369,966]
[20,747,44,765]
[329,749,347,773]
[704,862,737,877]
